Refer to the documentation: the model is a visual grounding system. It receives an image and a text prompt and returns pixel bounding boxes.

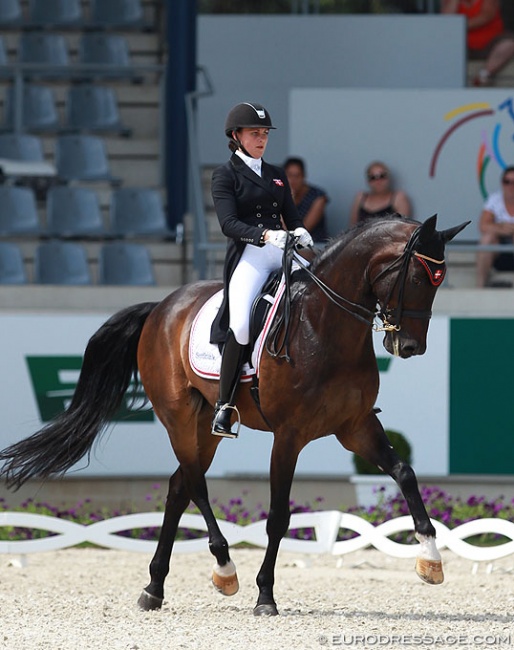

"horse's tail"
[0,301,158,490]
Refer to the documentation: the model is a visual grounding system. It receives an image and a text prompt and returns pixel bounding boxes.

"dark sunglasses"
[502,178,514,185]
[368,172,388,181]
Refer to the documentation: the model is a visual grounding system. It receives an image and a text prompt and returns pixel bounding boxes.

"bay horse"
[0,214,468,616]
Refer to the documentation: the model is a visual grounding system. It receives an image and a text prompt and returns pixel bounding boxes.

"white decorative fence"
[1,511,514,562]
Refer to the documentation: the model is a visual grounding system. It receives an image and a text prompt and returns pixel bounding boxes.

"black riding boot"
[212,330,246,438]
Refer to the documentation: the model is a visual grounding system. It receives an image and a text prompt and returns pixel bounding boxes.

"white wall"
[197,15,465,165]
[290,88,514,237]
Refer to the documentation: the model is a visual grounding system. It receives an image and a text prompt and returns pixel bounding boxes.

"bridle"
[267,227,445,361]
[298,225,445,333]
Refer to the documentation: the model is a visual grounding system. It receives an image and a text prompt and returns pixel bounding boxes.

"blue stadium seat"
[0,242,27,284]
[110,187,171,237]
[46,186,105,238]
[27,0,84,30]
[0,133,45,161]
[0,37,11,79]
[0,0,23,29]
[65,84,131,136]
[2,83,60,132]
[18,32,70,79]
[0,186,41,236]
[55,134,120,184]
[78,33,139,82]
[89,0,145,30]
[99,242,155,285]
[34,240,92,285]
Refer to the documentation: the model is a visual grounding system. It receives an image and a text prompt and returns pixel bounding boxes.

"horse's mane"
[310,214,420,274]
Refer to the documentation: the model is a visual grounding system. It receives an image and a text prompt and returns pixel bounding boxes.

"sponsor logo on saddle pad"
[189,284,287,382]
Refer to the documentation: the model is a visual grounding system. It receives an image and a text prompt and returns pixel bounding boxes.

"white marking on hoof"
[212,560,239,596]
[415,534,444,584]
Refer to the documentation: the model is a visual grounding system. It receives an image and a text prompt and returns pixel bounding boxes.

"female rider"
[210,102,313,438]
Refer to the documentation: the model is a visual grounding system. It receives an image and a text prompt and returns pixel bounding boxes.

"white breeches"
[228,242,283,345]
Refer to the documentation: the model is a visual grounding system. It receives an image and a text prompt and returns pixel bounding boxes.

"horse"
[0,214,468,616]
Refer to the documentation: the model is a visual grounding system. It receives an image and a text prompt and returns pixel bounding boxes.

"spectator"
[441,0,514,86]
[349,161,411,227]
[476,165,514,287]
[283,156,329,244]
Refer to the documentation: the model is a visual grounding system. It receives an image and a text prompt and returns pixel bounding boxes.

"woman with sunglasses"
[349,161,411,227]
[476,165,514,287]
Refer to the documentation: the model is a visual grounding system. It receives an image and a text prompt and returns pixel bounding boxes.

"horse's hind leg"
[138,467,191,610]
[336,416,443,585]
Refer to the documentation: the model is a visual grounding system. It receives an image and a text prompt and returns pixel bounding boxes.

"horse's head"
[370,215,469,358]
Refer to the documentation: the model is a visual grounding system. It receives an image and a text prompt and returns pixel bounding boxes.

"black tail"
[0,302,158,490]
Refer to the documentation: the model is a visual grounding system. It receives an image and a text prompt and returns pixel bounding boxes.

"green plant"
[352,429,412,475]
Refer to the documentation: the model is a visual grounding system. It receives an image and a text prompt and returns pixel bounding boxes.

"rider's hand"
[293,227,314,248]
[265,230,288,250]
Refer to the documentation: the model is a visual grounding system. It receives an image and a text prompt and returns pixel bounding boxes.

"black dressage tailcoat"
[210,153,303,345]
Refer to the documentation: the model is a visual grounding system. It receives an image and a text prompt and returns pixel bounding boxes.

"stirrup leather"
[211,403,241,439]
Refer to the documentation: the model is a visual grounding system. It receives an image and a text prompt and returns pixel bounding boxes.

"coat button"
[272,214,277,218]
[256,213,261,217]
[256,205,261,209]
[258,223,264,228]
[272,202,278,207]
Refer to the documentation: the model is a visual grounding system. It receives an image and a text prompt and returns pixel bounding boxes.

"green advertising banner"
[450,319,514,474]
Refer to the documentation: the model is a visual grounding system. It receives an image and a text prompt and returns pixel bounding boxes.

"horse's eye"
[412,275,422,286]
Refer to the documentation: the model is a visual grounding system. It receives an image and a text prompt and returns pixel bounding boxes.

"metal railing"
[185,65,225,280]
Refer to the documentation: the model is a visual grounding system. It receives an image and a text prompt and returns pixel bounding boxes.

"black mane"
[310,214,420,274]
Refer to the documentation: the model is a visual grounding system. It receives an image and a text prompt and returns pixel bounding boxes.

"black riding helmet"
[224,102,276,138]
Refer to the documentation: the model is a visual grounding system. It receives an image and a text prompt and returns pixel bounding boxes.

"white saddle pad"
[189,280,286,382]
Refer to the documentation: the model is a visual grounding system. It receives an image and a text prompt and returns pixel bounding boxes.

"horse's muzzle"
[383,331,426,358]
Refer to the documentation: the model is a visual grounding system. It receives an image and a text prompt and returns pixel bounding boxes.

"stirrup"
[211,403,241,439]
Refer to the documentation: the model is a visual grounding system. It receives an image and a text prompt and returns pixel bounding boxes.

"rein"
[266,224,440,361]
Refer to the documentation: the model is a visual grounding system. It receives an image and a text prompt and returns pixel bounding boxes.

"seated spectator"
[441,0,514,86]
[476,165,514,287]
[283,156,329,244]
[349,161,411,227]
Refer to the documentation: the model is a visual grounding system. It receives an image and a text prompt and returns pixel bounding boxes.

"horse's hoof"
[212,569,239,596]
[137,589,164,611]
[416,558,444,585]
[253,603,279,616]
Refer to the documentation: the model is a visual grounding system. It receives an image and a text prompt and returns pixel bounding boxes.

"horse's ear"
[417,214,438,244]
[440,220,471,243]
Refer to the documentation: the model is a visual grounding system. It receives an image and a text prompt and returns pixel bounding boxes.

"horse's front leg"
[254,436,301,616]
[336,416,443,585]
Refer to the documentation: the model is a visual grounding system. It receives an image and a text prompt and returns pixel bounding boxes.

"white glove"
[293,227,314,248]
[265,230,288,250]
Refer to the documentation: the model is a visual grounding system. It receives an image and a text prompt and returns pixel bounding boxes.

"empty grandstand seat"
[0,0,23,29]
[2,83,60,132]
[55,134,120,184]
[0,242,27,284]
[27,0,84,30]
[18,32,70,79]
[99,242,155,285]
[110,187,171,237]
[0,36,10,79]
[89,0,146,31]
[78,33,139,82]
[0,132,45,161]
[46,186,105,238]
[34,240,92,285]
[0,186,41,236]
[65,84,131,136]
